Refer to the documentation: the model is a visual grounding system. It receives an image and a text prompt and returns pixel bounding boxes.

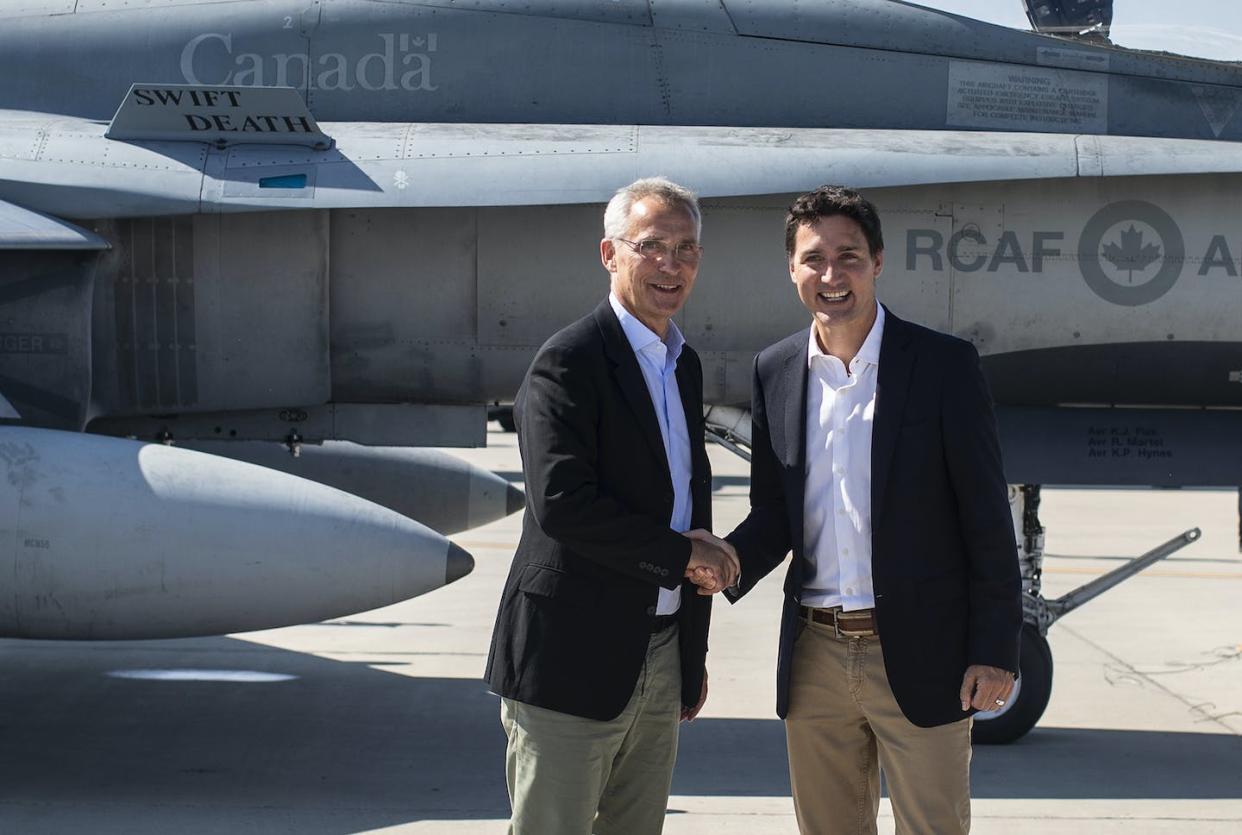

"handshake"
[681,530,740,595]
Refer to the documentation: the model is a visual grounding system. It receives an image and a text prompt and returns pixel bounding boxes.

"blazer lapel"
[675,349,710,511]
[871,307,915,527]
[781,331,811,581]
[781,336,810,471]
[675,350,703,457]
[594,301,671,472]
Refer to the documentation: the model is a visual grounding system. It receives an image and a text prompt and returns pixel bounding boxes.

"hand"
[681,669,708,722]
[683,530,740,595]
[959,664,1016,712]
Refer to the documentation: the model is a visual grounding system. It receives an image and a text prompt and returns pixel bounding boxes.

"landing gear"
[972,484,1201,744]
[974,485,1051,744]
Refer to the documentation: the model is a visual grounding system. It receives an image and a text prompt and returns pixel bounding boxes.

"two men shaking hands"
[684,529,738,595]
[485,177,1022,835]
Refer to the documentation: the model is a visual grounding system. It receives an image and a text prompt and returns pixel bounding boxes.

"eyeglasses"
[615,238,703,264]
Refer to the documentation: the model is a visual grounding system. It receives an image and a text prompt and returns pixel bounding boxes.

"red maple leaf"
[1101,224,1162,283]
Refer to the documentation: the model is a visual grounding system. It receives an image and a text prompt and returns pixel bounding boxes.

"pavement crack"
[1058,622,1241,736]
[1123,644,1242,677]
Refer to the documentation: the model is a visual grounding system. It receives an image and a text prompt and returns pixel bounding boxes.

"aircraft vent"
[113,217,198,411]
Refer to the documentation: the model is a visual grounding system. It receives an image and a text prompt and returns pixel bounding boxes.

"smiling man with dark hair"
[699,184,1022,834]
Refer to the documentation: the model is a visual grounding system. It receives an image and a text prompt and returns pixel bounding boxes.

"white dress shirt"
[609,293,692,616]
[802,303,885,612]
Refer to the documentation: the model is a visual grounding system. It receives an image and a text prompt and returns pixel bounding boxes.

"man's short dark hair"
[784,185,884,258]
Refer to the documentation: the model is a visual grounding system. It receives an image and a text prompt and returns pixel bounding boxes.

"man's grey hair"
[602,177,702,240]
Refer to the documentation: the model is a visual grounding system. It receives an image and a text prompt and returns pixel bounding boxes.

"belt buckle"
[834,615,855,639]
[836,621,864,638]
[835,610,873,638]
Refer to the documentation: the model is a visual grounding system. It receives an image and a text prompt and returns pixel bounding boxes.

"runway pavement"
[1,427,1239,833]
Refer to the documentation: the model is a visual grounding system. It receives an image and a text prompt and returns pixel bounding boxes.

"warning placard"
[946,60,1107,133]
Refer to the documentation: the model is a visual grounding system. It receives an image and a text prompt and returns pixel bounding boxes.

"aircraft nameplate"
[946,60,1107,133]
[1036,46,1110,73]
[997,407,1242,487]
[106,84,333,149]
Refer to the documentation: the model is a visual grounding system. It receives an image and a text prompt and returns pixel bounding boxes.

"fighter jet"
[1,0,1238,741]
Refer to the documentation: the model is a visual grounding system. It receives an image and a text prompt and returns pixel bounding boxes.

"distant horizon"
[919,0,1242,62]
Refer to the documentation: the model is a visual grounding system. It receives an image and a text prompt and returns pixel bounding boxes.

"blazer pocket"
[518,563,601,607]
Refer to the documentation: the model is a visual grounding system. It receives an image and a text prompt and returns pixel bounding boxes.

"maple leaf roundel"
[1078,201,1185,306]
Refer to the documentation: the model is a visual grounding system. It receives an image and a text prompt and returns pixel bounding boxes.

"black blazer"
[485,299,713,721]
[728,307,1021,728]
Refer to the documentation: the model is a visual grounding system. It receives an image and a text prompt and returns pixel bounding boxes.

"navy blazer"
[727,307,1021,727]
[485,299,713,721]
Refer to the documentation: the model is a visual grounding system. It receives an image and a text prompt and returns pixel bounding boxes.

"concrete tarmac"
[1,427,1239,833]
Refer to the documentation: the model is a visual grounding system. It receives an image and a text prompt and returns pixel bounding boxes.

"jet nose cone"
[445,542,475,585]
[505,482,525,517]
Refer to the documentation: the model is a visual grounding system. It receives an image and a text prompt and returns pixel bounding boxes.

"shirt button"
[837,509,846,516]
[842,547,850,556]
[846,586,855,595]
[834,466,844,475]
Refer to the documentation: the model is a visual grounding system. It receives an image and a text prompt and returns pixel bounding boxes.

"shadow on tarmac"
[2,636,1240,832]
[678,719,1242,800]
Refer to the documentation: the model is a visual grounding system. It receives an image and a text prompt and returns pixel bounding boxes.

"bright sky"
[918,0,1242,61]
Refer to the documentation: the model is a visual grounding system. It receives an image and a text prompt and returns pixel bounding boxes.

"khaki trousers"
[501,624,682,835]
[785,618,972,835]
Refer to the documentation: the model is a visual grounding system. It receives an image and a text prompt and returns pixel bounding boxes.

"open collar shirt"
[609,293,692,616]
[801,303,885,612]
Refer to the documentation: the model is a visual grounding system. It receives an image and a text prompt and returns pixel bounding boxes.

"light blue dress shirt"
[609,293,692,616]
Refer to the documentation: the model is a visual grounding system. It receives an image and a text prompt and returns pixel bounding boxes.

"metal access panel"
[687,198,804,354]
[97,210,331,417]
[476,204,606,349]
[329,206,478,402]
[307,1,663,123]
[0,251,95,429]
[193,210,330,411]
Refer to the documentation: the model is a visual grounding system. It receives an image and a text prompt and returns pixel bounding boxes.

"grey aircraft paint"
[179,441,525,535]
[0,427,474,640]
[0,0,1238,648]
[1,4,1238,461]
[1,0,1241,139]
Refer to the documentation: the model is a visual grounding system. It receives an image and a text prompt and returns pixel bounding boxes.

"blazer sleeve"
[941,341,1023,673]
[519,341,692,588]
[726,354,793,599]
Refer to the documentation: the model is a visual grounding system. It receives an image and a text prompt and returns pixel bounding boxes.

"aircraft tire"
[971,623,1053,745]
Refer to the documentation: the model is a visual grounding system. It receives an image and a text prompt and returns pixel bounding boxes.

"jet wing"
[0,197,108,250]
[4,107,1242,218]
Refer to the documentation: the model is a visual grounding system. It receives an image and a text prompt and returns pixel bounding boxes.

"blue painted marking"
[259,174,308,189]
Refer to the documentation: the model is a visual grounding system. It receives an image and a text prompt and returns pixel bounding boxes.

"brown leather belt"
[652,614,679,633]
[799,605,878,637]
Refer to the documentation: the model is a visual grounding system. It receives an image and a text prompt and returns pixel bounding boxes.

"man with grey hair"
[486,176,738,834]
